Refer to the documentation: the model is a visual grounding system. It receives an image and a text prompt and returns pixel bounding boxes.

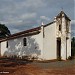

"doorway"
[57,38,61,59]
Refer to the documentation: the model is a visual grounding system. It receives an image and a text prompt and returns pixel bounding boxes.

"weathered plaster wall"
[60,15,71,60]
[67,37,71,58]
[66,21,71,58]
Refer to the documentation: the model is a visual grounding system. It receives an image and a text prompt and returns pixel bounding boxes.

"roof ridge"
[56,11,71,21]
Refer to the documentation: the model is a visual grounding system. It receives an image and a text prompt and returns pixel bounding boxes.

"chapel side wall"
[43,22,57,60]
[3,32,43,59]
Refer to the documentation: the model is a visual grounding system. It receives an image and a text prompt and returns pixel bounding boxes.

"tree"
[71,37,75,57]
[0,24,11,38]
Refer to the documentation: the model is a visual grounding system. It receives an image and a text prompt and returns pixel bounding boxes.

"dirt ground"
[0,58,75,75]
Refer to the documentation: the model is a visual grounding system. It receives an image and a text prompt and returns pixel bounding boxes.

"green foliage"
[0,24,11,38]
[71,37,75,57]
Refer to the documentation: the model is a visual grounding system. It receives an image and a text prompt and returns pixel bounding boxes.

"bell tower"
[56,11,71,60]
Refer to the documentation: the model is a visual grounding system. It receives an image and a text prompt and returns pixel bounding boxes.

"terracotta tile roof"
[0,26,41,42]
[10,26,41,37]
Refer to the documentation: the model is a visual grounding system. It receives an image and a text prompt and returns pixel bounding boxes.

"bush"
[68,56,73,60]
[57,57,62,61]
[22,56,30,60]
[31,56,38,60]
[10,55,18,59]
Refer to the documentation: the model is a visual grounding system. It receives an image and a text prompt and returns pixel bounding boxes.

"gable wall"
[43,22,57,60]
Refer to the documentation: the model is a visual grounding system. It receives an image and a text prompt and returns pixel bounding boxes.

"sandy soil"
[0,59,75,75]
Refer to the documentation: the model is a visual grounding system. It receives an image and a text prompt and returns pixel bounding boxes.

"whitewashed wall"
[1,31,43,59]
[43,22,57,60]
[67,36,71,58]
[61,15,71,60]
[67,21,71,58]
[66,22,71,58]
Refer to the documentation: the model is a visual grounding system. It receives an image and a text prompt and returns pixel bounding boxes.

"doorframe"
[57,38,61,59]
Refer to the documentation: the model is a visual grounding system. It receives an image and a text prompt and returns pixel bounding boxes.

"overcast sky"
[0,0,74,36]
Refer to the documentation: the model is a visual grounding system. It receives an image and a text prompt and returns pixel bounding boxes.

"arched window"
[23,38,27,46]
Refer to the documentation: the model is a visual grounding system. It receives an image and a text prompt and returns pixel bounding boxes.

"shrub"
[68,56,73,60]
[22,56,29,60]
[57,57,62,61]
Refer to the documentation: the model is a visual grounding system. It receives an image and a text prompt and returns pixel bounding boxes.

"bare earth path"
[0,58,75,75]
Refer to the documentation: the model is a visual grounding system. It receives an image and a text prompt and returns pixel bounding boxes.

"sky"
[0,0,74,36]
